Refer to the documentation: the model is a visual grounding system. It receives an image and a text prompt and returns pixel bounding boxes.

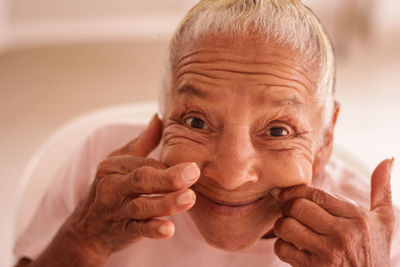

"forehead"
[164,32,326,132]
[171,33,320,81]
[169,33,321,102]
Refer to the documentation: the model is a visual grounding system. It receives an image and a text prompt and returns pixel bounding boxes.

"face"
[161,33,334,251]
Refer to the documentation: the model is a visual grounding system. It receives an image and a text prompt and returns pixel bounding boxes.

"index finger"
[116,162,201,196]
[273,185,360,218]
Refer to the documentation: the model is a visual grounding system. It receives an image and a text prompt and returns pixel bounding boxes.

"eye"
[268,126,289,137]
[184,117,207,129]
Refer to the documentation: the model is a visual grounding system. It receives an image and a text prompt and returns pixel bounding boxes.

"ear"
[312,101,340,178]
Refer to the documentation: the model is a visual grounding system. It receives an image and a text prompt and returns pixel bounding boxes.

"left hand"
[273,159,395,267]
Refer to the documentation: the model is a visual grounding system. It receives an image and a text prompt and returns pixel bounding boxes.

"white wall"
[4,0,400,51]
[6,0,198,50]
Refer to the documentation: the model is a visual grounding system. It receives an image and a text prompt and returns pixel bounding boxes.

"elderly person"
[14,0,400,266]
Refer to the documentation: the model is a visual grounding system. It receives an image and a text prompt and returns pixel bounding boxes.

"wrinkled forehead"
[168,33,322,98]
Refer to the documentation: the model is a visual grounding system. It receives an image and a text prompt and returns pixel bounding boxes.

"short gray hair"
[159,0,335,124]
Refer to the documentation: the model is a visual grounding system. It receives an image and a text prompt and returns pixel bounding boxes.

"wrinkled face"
[161,33,329,251]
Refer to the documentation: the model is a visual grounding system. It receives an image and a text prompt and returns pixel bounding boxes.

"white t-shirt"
[13,122,400,266]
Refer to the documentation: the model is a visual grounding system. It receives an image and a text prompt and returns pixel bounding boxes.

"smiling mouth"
[192,189,269,216]
[195,190,265,206]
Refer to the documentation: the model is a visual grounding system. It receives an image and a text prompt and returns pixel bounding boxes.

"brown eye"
[268,127,289,137]
[184,117,207,129]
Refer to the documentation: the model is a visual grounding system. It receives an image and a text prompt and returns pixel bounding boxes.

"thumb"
[109,114,163,157]
[370,158,394,213]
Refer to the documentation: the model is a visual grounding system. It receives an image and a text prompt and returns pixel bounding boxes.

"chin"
[202,232,261,252]
[187,194,281,252]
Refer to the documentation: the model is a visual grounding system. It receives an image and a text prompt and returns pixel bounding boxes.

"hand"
[273,159,395,267]
[66,115,200,257]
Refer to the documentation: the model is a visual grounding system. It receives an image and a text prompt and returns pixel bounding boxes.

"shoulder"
[58,121,148,207]
[85,121,162,161]
[86,121,147,155]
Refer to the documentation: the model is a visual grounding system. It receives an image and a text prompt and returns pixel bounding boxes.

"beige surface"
[1,34,400,266]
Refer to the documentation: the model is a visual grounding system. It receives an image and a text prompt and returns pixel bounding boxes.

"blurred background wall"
[1,0,399,266]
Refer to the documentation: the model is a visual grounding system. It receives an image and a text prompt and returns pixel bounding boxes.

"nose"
[203,126,258,190]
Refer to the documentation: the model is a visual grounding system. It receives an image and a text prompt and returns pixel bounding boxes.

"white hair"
[158,0,335,125]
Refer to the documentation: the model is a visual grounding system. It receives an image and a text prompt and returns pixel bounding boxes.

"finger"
[109,114,162,157]
[97,156,165,176]
[370,158,394,213]
[125,219,175,239]
[118,162,200,195]
[282,198,336,235]
[274,238,311,267]
[274,185,360,218]
[274,217,326,254]
[120,189,196,220]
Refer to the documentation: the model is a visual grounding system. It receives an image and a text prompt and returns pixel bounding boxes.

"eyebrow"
[177,84,305,109]
[176,85,211,99]
[271,95,305,108]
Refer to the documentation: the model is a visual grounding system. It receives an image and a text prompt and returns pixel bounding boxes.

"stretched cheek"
[160,143,207,167]
[263,154,313,188]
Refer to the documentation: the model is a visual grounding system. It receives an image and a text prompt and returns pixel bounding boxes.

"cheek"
[162,126,315,187]
[260,151,313,188]
[160,125,210,166]
[161,144,202,166]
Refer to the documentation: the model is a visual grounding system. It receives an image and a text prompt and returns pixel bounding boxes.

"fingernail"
[181,163,200,183]
[177,190,196,206]
[270,188,281,200]
[389,157,395,173]
[147,114,158,127]
[159,225,174,236]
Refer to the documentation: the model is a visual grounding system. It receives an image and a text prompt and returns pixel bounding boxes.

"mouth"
[193,189,269,217]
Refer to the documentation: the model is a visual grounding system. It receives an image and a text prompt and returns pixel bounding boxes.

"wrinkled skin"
[160,32,394,265]
[272,164,394,266]
[16,33,395,267]
[160,33,332,251]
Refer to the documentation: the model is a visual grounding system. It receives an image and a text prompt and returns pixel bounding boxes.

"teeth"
[192,187,267,206]
[199,192,262,206]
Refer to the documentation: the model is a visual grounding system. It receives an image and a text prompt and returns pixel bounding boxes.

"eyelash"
[180,111,211,131]
[262,121,297,138]
[179,110,299,138]
[184,116,207,130]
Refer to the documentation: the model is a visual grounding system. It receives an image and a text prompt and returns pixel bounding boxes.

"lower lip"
[195,191,266,217]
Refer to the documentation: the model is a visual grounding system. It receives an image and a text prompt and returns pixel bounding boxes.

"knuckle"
[336,221,363,249]
[96,160,110,176]
[164,197,178,214]
[323,249,341,265]
[95,177,114,202]
[144,158,165,169]
[126,220,142,236]
[158,201,174,216]
[129,199,146,219]
[274,217,289,236]
[151,196,177,217]
[160,172,182,190]
[143,199,161,217]
[331,218,346,233]
[309,189,326,206]
[274,238,285,255]
[130,166,152,188]
[283,198,306,217]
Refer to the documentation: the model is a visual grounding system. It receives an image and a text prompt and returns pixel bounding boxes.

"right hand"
[66,115,200,256]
